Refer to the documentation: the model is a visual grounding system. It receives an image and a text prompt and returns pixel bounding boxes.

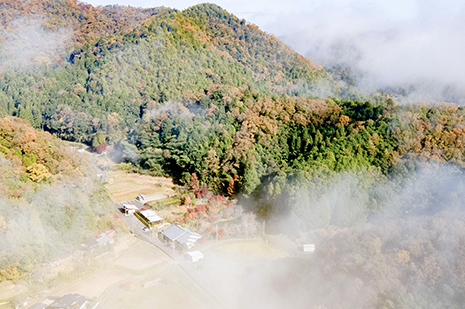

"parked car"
[137,195,146,201]
[142,226,151,233]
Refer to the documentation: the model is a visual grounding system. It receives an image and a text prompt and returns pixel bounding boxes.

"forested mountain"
[2,0,465,198]
[2,0,465,201]
[1,0,161,41]
[3,1,465,307]
[0,0,347,146]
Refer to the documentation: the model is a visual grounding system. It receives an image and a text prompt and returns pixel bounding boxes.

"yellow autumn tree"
[27,163,51,182]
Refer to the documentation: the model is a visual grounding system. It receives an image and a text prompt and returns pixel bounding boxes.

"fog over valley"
[1,1,465,308]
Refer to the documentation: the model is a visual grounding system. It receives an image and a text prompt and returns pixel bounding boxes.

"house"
[96,229,116,246]
[159,225,202,252]
[81,237,99,251]
[48,293,88,309]
[186,251,204,263]
[138,209,163,227]
[82,230,116,251]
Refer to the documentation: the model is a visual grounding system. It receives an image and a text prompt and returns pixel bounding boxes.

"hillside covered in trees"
[0,0,349,146]
[3,1,465,307]
[0,117,113,281]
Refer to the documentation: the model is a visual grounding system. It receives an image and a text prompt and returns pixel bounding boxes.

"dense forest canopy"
[2,0,465,220]
[0,0,351,145]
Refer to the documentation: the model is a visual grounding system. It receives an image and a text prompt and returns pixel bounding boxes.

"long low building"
[139,209,163,227]
[159,224,201,252]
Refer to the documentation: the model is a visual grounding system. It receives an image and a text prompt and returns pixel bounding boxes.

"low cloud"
[0,16,72,67]
[260,0,465,103]
[85,0,465,103]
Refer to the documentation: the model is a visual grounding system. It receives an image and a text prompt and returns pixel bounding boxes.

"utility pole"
[263,220,265,236]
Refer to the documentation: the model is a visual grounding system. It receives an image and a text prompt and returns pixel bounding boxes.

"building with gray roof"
[49,293,88,309]
[159,225,201,252]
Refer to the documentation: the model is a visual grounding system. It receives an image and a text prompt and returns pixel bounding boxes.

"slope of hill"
[0,116,113,281]
[0,0,160,41]
[0,2,346,146]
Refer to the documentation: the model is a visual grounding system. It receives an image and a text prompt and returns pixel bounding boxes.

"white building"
[186,251,204,262]
[123,204,138,216]
[303,244,315,252]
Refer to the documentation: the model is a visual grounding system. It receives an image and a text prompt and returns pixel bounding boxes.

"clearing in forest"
[213,241,289,260]
[106,171,175,203]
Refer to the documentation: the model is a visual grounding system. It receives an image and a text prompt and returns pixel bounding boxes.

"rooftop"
[140,209,163,223]
[187,251,203,258]
[49,293,88,308]
[160,225,201,244]
[82,237,98,249]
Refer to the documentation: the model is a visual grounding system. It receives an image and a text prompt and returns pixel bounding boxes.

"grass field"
[214,241,289,260]
[147,197,181,208]
[52,269,132,299]
[115,240,170,272]
[106,171,175,203]
[104,265,216,309]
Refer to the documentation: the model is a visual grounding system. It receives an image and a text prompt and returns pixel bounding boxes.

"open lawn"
[106,171,175,203]
[214,240,289,260]
[104,265,216,309]
[53,269,131,299]
[115,239,170,271]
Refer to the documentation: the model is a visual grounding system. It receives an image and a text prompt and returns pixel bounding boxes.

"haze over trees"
[2,1,465,307]
[0,117,113,281]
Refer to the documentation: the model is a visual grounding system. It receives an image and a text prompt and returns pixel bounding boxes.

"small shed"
[303,244,315,252]
[186,251,204,263]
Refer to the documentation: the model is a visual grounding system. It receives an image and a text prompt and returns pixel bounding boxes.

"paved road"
[113,201,176,259]
[113,201,231,309]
